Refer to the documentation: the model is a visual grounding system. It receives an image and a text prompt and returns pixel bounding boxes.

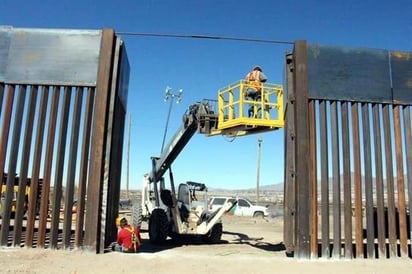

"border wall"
[284,41,412,259]
[0,27,129,253]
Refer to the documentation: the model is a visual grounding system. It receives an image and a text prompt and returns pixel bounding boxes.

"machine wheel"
[160,189,173,208]
[149,208,169,244]
[203,222,223,244]
[253,211,264,218]
[131,203,143,228]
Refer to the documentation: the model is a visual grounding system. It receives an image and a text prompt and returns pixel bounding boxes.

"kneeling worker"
[114,217,141,253]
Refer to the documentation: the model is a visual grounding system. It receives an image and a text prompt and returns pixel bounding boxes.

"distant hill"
[209,182,284,193]
[124,182,284,194]
[122,182,284,204]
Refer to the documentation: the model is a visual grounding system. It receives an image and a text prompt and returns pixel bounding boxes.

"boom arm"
[150,101,217,183]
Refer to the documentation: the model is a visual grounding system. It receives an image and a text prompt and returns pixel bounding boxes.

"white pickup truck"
[208,196,269,218]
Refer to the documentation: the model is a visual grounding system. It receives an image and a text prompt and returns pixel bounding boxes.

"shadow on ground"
[223,230,285,252]
[107,228,285,254]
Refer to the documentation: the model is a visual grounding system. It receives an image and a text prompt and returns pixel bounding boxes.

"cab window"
[237,199,250,207]
[212,198,227,206]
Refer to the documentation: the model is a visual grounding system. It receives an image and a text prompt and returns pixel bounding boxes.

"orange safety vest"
[246,70,263,93]
[124,226,141,252]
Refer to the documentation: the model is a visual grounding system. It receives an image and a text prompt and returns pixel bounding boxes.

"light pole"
[256,135,262,205]
[161,86,183,154]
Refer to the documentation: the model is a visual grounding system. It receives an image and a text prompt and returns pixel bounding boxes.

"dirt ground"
[1,215,411,274]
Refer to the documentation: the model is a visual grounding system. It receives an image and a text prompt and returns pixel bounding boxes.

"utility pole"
[161,86,183,154]
[256,135,262,205]
[126,113,131,199]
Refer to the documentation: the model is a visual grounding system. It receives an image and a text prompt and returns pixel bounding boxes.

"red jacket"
[117,225,141,252]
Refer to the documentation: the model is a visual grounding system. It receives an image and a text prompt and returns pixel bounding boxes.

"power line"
[116,31,294,45]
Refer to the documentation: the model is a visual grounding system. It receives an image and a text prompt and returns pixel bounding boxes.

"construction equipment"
[0,173,42,219]
[136,80,283,244]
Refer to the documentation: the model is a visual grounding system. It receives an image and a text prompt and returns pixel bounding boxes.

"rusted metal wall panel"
[38,86,60,247]
[330,101,341,258]
[307,45,412,105]
[75,87,95,248]
[283,52,296,257]
[99,36,119,251]
[341,102,352,259]
[382,105,397,257]
[0,86,14,192]
[287,42,412,259]
[351,102,363,258]
[293,41,311,258]
[25,86,49,247]
[308,100,318,258]
[84,29,115,253]
[0,85,25,246]
[102,37,129,249]
[391,52,412,104]
[0,27,11,82]
[50,87,71,249]
[62,87,83,248]
[404,107,412,243]
[372,104,386,258]
[361,103,375,258]
[307,45,392,103]
[0,27,128,253]
[13,85,37,245]
[116,40,130,111]
[319,100,330,258]
[393,106,408,257]
[2,28,101,86]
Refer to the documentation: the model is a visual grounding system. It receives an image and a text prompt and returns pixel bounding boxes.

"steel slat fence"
[0,28,129,253]
[285,41,412,259]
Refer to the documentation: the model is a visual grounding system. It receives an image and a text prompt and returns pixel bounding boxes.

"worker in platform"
[245,65,268,117]
[245,65,267,100]
[113,217,141,253]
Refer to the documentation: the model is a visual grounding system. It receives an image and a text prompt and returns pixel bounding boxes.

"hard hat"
[115,217,121,227]
[253,65,262,71]
[116,217,128,227]
[120,217,128,226]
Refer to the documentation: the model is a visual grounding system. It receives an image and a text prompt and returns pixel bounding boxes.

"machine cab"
[177,181,208,221]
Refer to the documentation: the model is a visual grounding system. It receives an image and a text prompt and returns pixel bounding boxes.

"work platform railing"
[207,80,284,136]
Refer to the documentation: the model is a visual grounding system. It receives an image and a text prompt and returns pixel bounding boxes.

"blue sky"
[1,0,411,190]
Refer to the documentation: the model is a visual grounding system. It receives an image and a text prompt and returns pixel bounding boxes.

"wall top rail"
[307,43,412,105]
[0,26,102,86]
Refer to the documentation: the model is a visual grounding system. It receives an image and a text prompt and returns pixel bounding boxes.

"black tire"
[203,222,223,244]
[160,189,173,208]
[253,211,264,218]
[149,208,169,244]
[131,203,143,228]
[168,231,182,243]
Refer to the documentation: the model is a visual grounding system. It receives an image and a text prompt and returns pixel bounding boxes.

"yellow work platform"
[208,80,284,137]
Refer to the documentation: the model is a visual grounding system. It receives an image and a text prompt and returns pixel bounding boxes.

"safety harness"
[124,226,141,253]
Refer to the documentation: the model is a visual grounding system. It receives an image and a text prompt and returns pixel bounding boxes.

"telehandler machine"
[135,80,284,244]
